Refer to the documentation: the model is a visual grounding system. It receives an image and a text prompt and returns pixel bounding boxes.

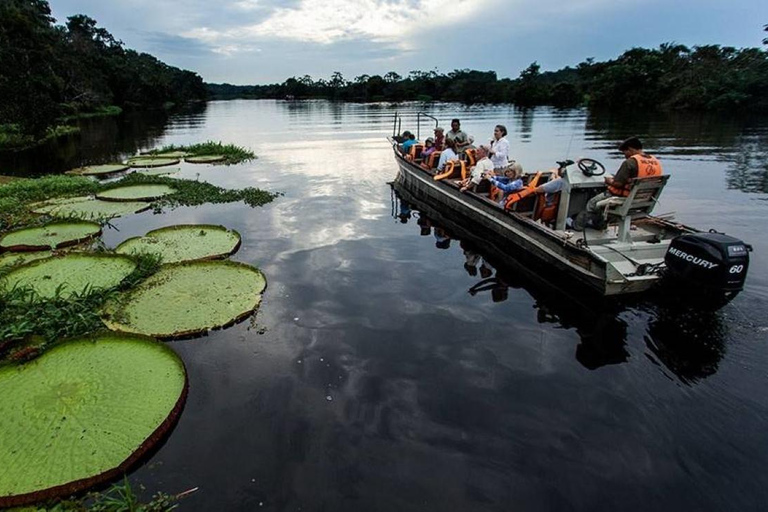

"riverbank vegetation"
[209,42,768,112]
[0,0,206,150]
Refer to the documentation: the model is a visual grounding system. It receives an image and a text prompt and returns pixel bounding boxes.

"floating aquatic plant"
[185,155,226,164]
[65,164,129,177]
[31,196,151,220]
[127,157,180,168]
[116,224,241,263]
[0,253,137,300]
[96,184,176,202]
[102,260,266,338]
[145,141,255,164]
[0,221,101,252]
[0,333,187,508]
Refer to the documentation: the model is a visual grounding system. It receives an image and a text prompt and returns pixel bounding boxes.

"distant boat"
[388,117,751,306]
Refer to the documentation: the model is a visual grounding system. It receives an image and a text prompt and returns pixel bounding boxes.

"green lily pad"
[0,253,137,299]
[0,251,52,270]
[0,333,187,508]
[185,155,227,164]
[115,224,241,263]
[96,185,176,202]
[127,157,180,168]
[0,221,101,252]
[65,164,129,177]
[102,260,266,338]
[31,196,151,219]
[139,151,189,158]
[135,167,180,177]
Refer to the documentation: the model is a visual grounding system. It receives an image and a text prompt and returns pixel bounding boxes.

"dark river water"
[2,100,768,511]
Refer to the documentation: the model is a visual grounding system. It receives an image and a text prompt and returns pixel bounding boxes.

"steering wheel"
[577,158,606,177]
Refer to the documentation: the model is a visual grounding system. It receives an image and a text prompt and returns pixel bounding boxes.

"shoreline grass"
[58,105,123,124]
[0,124,80,152]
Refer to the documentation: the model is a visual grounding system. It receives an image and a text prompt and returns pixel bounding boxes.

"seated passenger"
[584,136,662,228]
[433,127,445,150]
[422,137,436,160]
[459,145,494,193]
[436,140,459,171]
[400,131,417,154]
[487,163,524,204]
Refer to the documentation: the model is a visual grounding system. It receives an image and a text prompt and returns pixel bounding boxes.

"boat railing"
[391,112,440,141]
[416,112,439,140]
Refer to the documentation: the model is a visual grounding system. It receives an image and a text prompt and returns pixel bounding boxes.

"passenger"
[422,137,436,160]
[487,163,524,204]
[433,127,445,150]
[445,119,467,147]
[436,139,459,171]
[460,145,494,193]
[454,133,472,154]
[400,131,417,154]
[488,125,510,170]
[586,136,662,215]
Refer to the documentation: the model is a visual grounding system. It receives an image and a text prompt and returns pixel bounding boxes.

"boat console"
[554,161,610,230]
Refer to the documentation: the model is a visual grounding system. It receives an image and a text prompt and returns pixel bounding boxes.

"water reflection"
[0,103,208,176]
[392,183,731,382]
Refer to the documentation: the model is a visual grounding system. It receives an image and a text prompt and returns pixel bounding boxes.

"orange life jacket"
[434,160,465,181]
[607,154,662,197]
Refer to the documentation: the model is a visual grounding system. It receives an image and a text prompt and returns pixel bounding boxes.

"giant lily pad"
[0,251,52,270]
[127,157,179,168]
[31,196,151,219]
[0,333,187,508]
[65,164,129,177]
[102,260,266,338]
[0,253,136,299]
[96,184,176,202]
[135,167,180,177]
[0,221,101,252]
[185,155,226,164]
[115,224,241,263]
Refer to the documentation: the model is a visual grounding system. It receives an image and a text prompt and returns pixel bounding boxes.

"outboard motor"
[664,231,751,301]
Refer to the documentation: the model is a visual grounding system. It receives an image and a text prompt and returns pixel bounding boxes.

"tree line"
[210,39,768,112]
[0,0,206,141]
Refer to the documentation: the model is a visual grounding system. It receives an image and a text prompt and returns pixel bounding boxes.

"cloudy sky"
[50,0,767,84]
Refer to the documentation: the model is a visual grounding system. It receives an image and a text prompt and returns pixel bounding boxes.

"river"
[2,100,767,511]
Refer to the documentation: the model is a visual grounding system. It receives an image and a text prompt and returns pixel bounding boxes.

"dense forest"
[0,0,206,146]
[210,35,768,112]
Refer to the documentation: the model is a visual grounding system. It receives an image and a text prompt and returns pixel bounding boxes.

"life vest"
[534,191,560,224]
[420,150,442,170]
[607,154,662,197]
[463,148,477,167]
[434,160,465,181]
[504,171,542,211]
[409,144,425,161]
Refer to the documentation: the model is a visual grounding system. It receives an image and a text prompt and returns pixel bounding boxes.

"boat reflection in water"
[391,182,727,382]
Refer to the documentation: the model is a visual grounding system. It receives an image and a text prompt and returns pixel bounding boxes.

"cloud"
[182,0,486,53]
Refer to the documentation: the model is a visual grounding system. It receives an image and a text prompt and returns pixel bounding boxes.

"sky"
[49,0,768,85]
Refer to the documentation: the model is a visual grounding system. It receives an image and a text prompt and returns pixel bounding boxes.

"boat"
[388,114,751,305]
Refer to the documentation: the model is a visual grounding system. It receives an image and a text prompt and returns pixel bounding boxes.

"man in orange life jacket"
[586,136,663,216]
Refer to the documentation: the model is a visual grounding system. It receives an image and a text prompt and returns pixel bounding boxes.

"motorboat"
[388,114,751,305]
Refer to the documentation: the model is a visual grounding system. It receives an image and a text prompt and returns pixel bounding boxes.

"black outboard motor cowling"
[664,232,750,296]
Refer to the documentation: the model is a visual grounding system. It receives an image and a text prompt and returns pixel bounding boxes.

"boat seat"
[595,175,669,243]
